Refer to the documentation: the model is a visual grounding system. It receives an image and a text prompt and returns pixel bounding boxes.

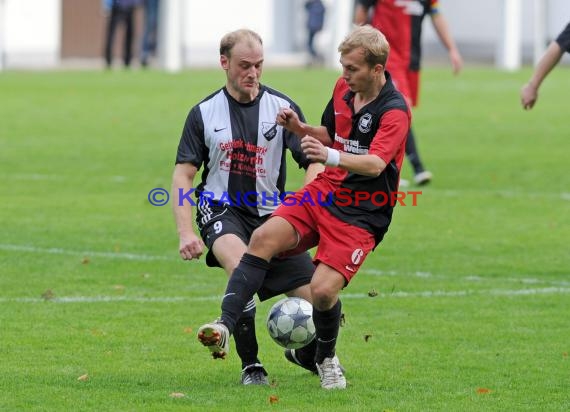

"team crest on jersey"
[358,113,373,133]
[261,122,278,141]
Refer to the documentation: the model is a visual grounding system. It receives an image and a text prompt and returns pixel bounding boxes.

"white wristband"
[324,147,340,167]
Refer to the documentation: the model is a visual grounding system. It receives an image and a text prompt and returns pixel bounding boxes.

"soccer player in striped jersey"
[172,29,323,386]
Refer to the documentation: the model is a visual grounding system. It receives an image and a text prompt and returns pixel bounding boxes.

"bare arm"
[172,163,205,260]
[304,162,325,184]
[354,4,369,25]
[431,13,463,74]
[276,107,333,146]
[520,41,564,110]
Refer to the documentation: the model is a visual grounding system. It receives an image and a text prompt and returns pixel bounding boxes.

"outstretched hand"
[276,107,303,135]
[450,49,463,75]
[300,135,328,163]
[520,83,538,110]
[178,233,205,260]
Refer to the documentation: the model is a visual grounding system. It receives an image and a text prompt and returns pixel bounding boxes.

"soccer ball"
[266,297,316,349]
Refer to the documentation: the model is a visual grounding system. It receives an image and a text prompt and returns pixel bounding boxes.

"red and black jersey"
[357,0,439,71]
[315,73,410,244]
[555,22,570,52]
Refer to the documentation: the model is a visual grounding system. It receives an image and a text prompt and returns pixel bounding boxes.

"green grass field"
[1,66,569,411]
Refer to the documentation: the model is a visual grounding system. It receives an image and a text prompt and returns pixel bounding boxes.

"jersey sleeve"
[555,22,570,52]
[369,109,409,164]
[320,98,336,141]
[284,101,312,169]
[428,0,440,15]
[175,105,205,167]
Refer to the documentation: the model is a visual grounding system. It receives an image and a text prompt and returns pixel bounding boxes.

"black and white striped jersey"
[176,85,311,217]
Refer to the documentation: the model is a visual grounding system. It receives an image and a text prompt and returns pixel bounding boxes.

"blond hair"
[220,29,263,58]
[338,25,390,67]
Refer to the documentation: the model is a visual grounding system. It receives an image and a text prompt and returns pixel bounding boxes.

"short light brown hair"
[220,29,263,58]
[338,25,390,67]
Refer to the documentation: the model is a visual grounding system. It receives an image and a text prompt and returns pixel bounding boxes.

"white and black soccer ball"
[266,297,316,349]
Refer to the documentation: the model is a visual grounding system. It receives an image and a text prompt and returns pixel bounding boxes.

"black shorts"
[196,202,314,301]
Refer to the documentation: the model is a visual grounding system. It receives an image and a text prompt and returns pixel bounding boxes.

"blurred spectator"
[354,0,463,186]
[141,0,159,67]
[521,21,570,110]
[103,0,141,68]
[305,0,326,66]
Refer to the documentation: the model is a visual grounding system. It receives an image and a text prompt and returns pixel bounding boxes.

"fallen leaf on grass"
[269,395,278,404]
[183,327,193,334]
[476,387,492,394]
[77,374,89,382]
[90,328,106,336]
[81,257,90,264]
[41,289,55,300]
[169,392,185,398]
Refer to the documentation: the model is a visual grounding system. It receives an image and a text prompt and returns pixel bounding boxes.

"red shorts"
[272,182,376,283]
[388,67,420,108]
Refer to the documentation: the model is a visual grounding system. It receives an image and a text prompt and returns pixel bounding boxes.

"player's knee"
[249,225,270,250]
[310,284,337,311]
[249,225,284,257]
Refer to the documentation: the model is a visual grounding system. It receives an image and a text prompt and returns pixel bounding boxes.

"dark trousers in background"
[141,0,159,66]
[104,6,136,68]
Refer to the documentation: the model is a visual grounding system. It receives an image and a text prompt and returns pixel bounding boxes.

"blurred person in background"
[103,0,141,68]
[521,21,570,110]
[305,0,326,66]
[354,0,463,186]
[141,0,159,67]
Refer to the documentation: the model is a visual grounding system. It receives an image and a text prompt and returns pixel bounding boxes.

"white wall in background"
[3,0,60,68]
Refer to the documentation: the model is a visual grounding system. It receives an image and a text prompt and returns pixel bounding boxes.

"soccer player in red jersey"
[355,0,463,185]
[197,25,410,389]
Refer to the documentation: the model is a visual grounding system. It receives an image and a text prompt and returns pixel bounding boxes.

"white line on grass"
[5,173,129,183]
[2,287,570,304]
[3,244,568,286]
[0,243,202,263]
[360,268,570,287]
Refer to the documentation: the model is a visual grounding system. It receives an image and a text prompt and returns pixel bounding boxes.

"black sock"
[220,253,270,334]
[233,303,260,368]
[314,299,342,364]
[295,337,317,366]
[405,128,425,174]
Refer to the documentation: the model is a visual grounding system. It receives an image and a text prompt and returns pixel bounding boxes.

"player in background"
[521,21,570,110]
[354,0,463,186]
[172,29,323,386]
[197,25,410,390]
